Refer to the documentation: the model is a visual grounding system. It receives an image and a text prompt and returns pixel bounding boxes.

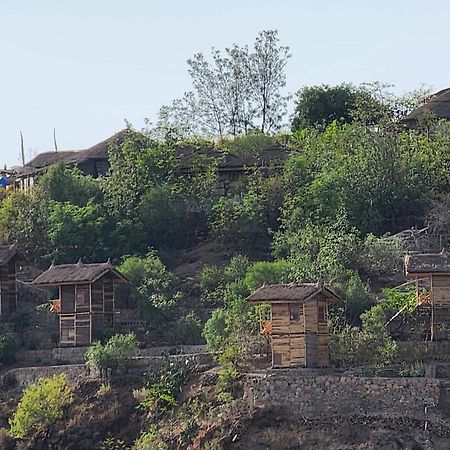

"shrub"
[199,265,223,294]
[9,374,74,439]
[0,335,16,364]
[86,333,138,373]
[360,234,404,276]
[137,358,193,414]
[132,425,168,450]
[330,305,397,368]
[174,313,204,345]
[100,437,129,450]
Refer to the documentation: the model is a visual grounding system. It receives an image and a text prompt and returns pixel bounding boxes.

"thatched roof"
[0,244,27,265]
[401,88,450,125]
[19,151,79,176]
[17,129,130,177]
[246,283,341,304]
[405,251,450,275]
[177,143,289,171]
[32,260,127,286]
[74,129,129,163]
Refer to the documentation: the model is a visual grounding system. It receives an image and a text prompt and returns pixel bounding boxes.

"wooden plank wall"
[103,276,114,313]
[431,275,450,307]
[318,334,329,367]
[270,298,331,368]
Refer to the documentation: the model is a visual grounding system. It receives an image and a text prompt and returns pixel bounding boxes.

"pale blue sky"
[1,0,449,166]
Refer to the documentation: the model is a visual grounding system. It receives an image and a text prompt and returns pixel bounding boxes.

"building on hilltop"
[400,87,450,127]
[246,283,341,368]
[32,260,127,346]
[14,129,128,191]
[12,130,289,197]
[0,244,28,318]
[405,250,450,340]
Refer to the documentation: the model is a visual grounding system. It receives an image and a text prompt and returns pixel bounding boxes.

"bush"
[86,333,138,373]
[199,265,223,293]
[137,358,193,414]
[9,374,74,439]
[0,335,16,364]
[174,313,204,345]
[360,234,404,276]
[132,425,168,450]
[330,305,397,368]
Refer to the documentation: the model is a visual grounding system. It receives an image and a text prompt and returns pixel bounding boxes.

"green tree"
[85,333,138,373]
[9,374,74,439]
[291,84,363,131]
[156,30,290,138]
[38,162,101,206]
[45,200,108,263]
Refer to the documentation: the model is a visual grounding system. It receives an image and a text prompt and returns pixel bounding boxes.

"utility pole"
[53,128,58,152]
[19,131,25,165]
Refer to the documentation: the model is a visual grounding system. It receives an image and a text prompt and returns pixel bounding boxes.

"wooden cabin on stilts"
[246,283,341,368]
[405,250,450,341]
[32,260,127,346]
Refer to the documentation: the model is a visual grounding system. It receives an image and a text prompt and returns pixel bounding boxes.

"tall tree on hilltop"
[153,30,291,139]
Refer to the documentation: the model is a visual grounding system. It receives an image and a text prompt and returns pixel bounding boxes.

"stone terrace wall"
[245,370,441,419]
[3,364,90,388]
[18,345,209,366]
[3,353,214,388]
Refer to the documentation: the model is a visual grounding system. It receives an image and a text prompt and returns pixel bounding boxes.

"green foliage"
[100,437,129,450]
[0,335,16,364]
[85,333,138,372]
[0,189,50,259]
[219,133,276,155]
[38,162,101,206]
[359,234,404,277]
[45,200,108,263]
[380,286,416,313]
[118,252,179,312]
[330,305,397,368]
[132,425,168,450]
[199,265,224,294]
[275,213,360,284]
[138,358,193,414]
[291,83,368,130]
[174,313,204,345]
[157,30,290,138]
[281,122,427,236]
[244,260,291,291]
[398,365,423,377]
[9,374,74,439]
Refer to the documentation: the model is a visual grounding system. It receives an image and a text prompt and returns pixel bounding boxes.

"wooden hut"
[405,251,450,340]
[32,260,127,346]
[0,244,27,318]
[246,283,341,368]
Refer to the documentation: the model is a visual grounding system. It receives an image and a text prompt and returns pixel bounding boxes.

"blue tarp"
[0,176,9,188]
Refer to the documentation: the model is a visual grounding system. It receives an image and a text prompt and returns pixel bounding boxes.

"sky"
[1,0,449,167]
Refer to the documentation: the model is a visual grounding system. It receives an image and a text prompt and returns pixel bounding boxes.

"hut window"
[289,304,301,321]
[76,287,89,306]
[318,304,326,324]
